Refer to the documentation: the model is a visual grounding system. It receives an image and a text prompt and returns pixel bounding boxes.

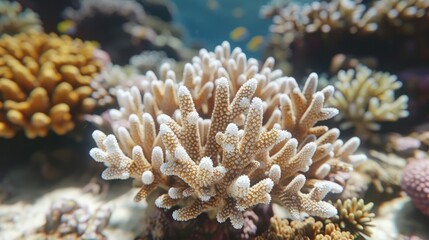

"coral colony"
[2,0,429,239]
[0,32,105,138]
[90,41,366,229]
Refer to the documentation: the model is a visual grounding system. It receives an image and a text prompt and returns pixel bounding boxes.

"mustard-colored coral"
[328,65,408,139]
[327,198,375,238]
[0,32,105,138]
[0,0,42,35]
[89,42,365,229]
[254,216,354,240]
[255,198,374,239]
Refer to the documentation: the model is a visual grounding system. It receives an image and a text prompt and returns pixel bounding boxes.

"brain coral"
[401,159,429,217]
[0,32,106,138]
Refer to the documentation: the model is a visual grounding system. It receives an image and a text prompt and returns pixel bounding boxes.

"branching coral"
[327,198,375,238]
[0,0,42,35]
[327,65,408,139]
[89,41,365,229]
[264,0,429,77]
[254,216,354,240]
[256,198,374,239]
[0,32,106,138]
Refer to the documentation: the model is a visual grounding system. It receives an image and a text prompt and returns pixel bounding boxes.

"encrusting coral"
[401,158,429,217]
[89,41,366,229]
[31,199,112,240]
[0,0,43,35]
[0,32,106,138]
[327,64,409,139]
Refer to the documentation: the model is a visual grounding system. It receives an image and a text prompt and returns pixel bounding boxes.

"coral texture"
[256,198,374,239]
[327,65,408,139]
[33,199,111,240]
[264,0,429,76]
[0,0,42,35]
[89,42,365,228]
[327,198,375,238]
[254,216,354,240]
[0,32,105,138]
[401,159,429,217]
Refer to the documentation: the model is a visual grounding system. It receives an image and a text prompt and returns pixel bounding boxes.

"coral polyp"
[90,41,365,228]
[0,32,106,138]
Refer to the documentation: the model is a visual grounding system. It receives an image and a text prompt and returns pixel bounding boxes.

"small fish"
[232,8,244,18]
[57,20,76,35]
[207,0,219,11]
[246,35,264,52]
[230,27,248,41]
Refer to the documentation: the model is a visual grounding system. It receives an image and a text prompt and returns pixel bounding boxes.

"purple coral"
[401,159,429,217]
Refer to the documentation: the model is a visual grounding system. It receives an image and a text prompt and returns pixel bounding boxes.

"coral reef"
[263,0,429,77]
[327,65,409,139]
[64,0,185,64]
[89,41,366,229]
[256,198,374,239]
[0,32,106,138]
[32,199,112,240]
[327,198,374,238]
[401,159,429,217]
[254,216,354,240]
[0,0,42,35]
[90,64,145,108]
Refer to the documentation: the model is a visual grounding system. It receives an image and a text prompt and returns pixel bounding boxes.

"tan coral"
[327,198,375,238]
[89,42,365,229]
[328,65,408,139]
[0,32,105,138]
[255,216,354,240]
[0,0,42,35]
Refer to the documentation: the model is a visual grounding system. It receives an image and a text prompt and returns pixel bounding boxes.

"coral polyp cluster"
[0,32,105,138]
[90,41,366,228]
[0,0,43,35]
[328,65,409,138]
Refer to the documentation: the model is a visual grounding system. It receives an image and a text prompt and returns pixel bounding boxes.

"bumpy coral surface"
[328,198,375,238]
[90,42,366,229]
[264,0,429,76]
[328,65,408,139]
[254,216,354,240]
[0,32,105,138]
[0,0,42,35]
[33,199,111,240]
[401,159,429,217]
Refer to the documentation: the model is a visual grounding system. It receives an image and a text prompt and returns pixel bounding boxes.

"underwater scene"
[0,0,428,239]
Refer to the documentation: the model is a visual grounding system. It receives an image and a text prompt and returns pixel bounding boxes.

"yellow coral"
[0,32,105,138]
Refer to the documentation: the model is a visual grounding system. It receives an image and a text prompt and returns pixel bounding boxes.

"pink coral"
[401,159,429,217]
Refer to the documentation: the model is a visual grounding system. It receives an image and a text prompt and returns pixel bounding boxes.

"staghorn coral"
[0,0,42,35]
[89,41,365,229]
[0,32,105,138]
[401,158,429,217]
[327,64,409,139]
